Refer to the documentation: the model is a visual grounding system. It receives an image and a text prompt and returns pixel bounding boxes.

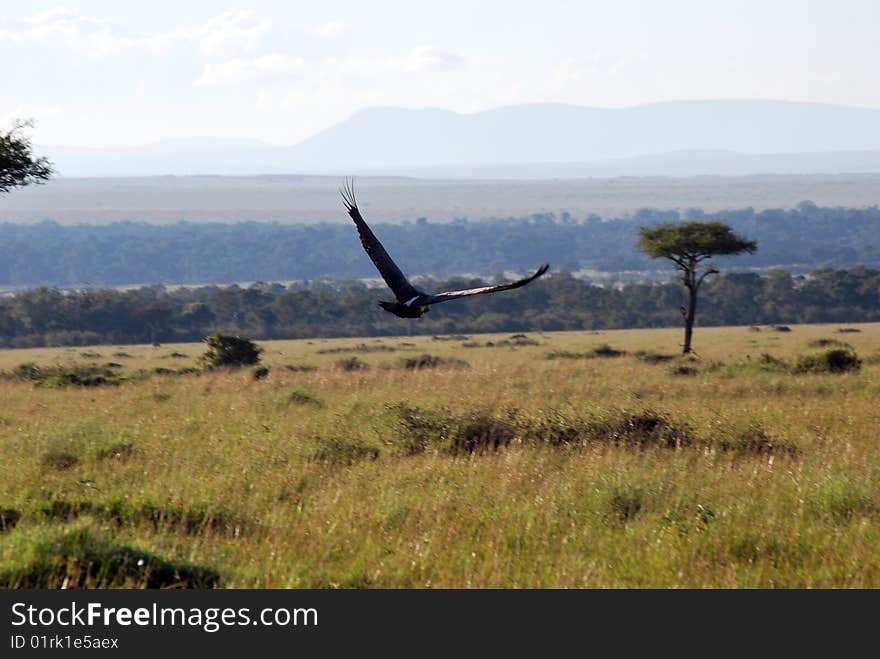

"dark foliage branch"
[0,120,54,195]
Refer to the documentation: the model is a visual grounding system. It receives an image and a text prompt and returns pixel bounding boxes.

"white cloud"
[404,46,465,72]
[1,10,128,57]
[23,7,73,25]
[550,53,644,94]
[311,21,347,39]
[0,9,270,58]
[197,11,271,57]
[195,53,306,86]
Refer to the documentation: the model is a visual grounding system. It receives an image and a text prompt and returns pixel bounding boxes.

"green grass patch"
[807,474,878,522]
[0,523,219,588]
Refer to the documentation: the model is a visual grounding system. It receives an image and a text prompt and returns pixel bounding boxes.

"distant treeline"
[1,266,878,347]
[2,202,880,288]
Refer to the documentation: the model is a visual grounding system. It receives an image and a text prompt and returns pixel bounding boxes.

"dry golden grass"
[2,323,879,588]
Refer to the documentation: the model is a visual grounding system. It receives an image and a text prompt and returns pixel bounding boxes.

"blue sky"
[3,0,878,147]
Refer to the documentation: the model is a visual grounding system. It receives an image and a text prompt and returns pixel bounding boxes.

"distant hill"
[41,100,880,177]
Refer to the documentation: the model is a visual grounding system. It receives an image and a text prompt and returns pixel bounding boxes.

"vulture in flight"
[340,179,549,318]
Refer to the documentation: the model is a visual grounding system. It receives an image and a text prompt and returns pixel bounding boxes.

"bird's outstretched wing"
[421,264,549,306]
[340,179,422,302]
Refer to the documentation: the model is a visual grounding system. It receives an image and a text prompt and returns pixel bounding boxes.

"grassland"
[1,323,879,588]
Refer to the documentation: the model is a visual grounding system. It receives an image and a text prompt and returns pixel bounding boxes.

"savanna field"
[1,323,879,588]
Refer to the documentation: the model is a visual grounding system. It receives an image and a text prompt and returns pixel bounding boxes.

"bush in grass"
[401,354,469,370]
[335,356,368,371]
[607,484,645,523]
[714,420,799,456]
[202,333,262,369]
[585,409,693,449]
[8,362,127,387]
[392,404,519,455]
[794,348,861,374]
[310,436,379,465]
[757,353,790,371]
[37,498,248,536]
[591,343,626,357]
[288,387,321,406]
[0,508,20,533]
[634,350,676,364]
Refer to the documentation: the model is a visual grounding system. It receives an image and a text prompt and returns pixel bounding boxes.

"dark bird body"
[341,180,549,318]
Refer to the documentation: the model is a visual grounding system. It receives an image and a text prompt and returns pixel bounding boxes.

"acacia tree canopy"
[638,221,757,264]
[0,120,54,196]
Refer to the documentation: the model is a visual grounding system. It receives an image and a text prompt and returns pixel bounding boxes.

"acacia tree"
[1,120,53,196]
[638,221,757,354]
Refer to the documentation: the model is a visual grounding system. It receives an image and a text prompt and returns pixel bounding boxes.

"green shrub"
[392,404,519,455]
[714,420,799,456]
[757,353,790,371]
[37,498,248,536]
[585,409,692,449]
[794,348,861,374]
[202,333,262,369]
[310,436,379,465]
[547,345,626,359]
[7,363,127,387]
[288,387,321,406]
[284,364,318,372]
[607,484,645,523]
[0,508,20,533]
[41,450,78,470]
[335,356,368,371]
[634,350,676,364]
[545,350,591,360]
[592,344,626,357]
[400,354,469,370]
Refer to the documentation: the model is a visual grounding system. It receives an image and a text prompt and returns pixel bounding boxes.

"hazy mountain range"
[41,100,880,178]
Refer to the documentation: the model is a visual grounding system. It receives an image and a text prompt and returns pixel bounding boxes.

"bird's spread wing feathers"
[340,179,421,302]
[421,264,549,305]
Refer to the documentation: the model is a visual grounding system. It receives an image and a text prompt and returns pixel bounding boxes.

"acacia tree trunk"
[683,283,697,354]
